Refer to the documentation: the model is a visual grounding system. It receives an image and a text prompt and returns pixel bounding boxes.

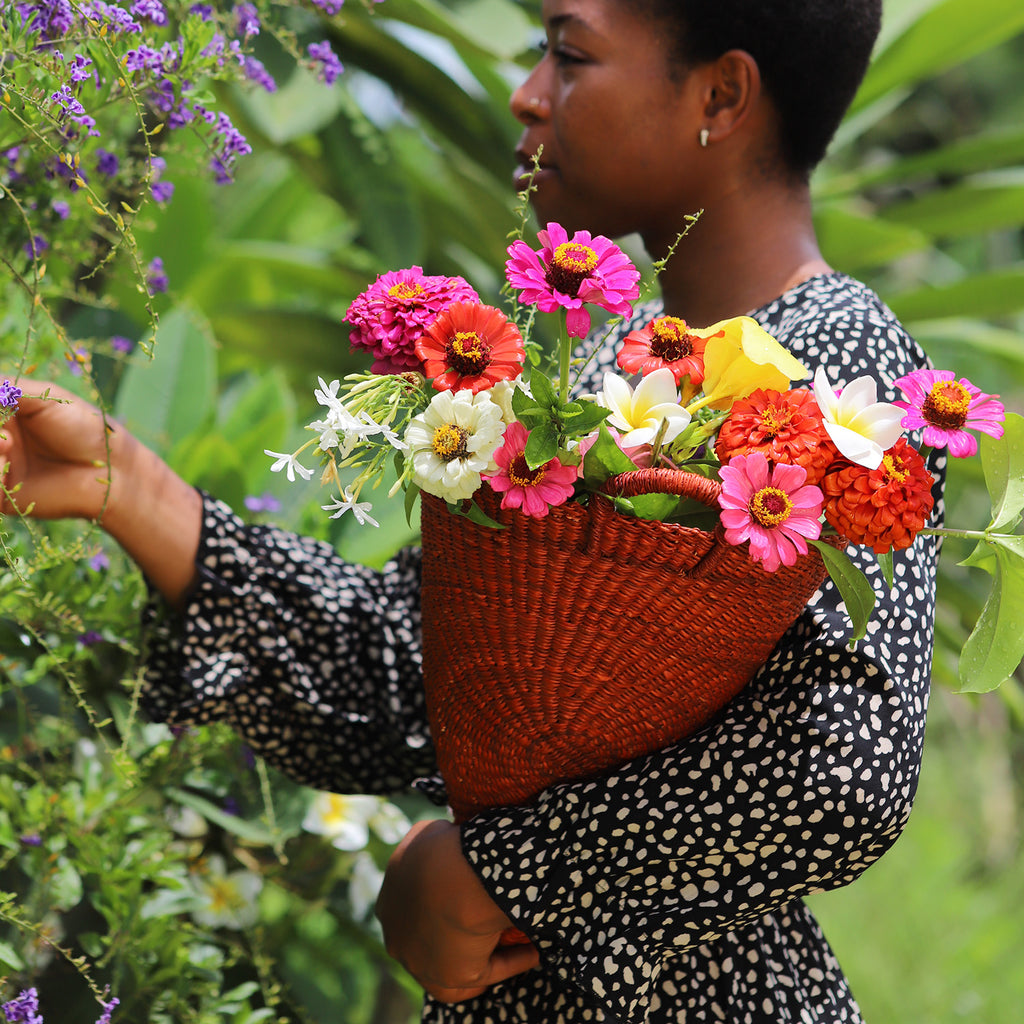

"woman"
[1,1,941,1020]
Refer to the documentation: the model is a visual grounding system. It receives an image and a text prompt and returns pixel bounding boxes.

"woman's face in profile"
[510,0,703,241]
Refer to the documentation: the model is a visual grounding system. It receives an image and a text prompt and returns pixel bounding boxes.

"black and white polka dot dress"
[143,274,943,1023]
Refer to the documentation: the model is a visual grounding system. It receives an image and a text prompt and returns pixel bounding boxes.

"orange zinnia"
[416,301,525,394]
[716,388,836,485]
[617,315,712,388]
[820,437,935,554]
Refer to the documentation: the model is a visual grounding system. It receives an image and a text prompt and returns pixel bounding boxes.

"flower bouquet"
[265,222,1021,827]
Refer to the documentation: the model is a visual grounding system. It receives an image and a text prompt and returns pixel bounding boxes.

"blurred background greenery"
[2,0,1024,1020]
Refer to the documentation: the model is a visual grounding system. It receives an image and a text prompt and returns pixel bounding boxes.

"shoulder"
[753,273,930,396]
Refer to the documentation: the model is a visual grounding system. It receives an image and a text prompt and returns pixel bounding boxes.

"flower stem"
[919,527,1014,541]
[558,309,571,406]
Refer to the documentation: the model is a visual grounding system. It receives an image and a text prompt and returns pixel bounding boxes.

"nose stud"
[528,97,541,110]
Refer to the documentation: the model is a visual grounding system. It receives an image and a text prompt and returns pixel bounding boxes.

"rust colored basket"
[420,468,829,824]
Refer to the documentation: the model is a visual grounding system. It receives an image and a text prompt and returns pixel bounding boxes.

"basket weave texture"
[420,469,829,823]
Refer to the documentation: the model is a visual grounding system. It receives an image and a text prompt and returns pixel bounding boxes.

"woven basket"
[420,468,829,823]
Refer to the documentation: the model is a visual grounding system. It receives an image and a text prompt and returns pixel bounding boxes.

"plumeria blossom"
[302,792,409,851]
[597,368,691,447]
[485,420,579,517]
[699,317,809,411]
[322,487,379,527]
[892,368,1004,457]
[405,389,506,502]
[505,222,640,338]
[349,850,385,920]
[812,366,905,470]
[415,301,526,394]
[190,855,262,930]
[264,448,314,482]
[718,452,825,572]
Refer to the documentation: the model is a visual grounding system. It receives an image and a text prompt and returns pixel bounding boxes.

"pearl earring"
[699,128,710,148]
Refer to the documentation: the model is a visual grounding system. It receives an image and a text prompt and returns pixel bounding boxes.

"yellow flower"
[696,317,809,411]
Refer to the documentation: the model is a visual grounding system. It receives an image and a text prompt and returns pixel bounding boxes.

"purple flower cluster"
[0,379,23,410]
[311,0,345,14]
[17,1,75,42]
[146,256,169,294]
[243,55,276,93]
[130,0,167,25]
[234,2,260,38]
[308,40,343,86]
[0,988,119,1024]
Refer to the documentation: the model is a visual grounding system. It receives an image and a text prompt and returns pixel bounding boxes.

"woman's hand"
[0,380,203,604]
[376,819,540,1003]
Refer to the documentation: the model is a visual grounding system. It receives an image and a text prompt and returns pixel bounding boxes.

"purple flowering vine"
[308,40,343,86]
[0,379,23,410]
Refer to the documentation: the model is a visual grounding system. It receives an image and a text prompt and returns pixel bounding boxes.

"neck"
[646,180,831,326]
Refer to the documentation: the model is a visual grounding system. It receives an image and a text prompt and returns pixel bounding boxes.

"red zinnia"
[716,388,836,485]
[820,437,935,554]
[415,301,526,394]
[617,315,712,388]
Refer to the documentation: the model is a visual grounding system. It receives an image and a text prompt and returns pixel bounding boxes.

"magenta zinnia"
[485,421,578,517]
[718,452,824,572]
[892,368,1004,457]
[505,222,640,339]
[345,267,479,374]
[415,301,526,394]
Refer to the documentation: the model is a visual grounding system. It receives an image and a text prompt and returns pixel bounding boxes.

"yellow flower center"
[922,380,970,430]
[546,242,598,297]
[649,316,696,361]
[431,423,469,462]
[759,404,793,437]
[509,453,545,488]
[749,486,793,528]
[446,330,491,376]
[388,282,424,302]
[882,452,909,483]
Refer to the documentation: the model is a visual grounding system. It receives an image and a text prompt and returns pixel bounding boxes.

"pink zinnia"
[345,267,479,374]
[505,222,640,339]
[485,421,579,517]
[718,452,824,572]
[892,368,1004,457]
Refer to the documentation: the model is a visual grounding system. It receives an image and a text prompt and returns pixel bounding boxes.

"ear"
[700,49,762,144]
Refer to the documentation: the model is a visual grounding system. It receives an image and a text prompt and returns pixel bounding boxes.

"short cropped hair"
[640,0,883,177]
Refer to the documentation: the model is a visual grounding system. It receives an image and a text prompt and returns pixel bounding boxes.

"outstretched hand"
[376,818,540,1004]
[0,381,118,521]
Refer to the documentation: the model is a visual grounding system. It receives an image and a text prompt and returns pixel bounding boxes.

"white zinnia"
[404,389,505,502]
[812,367,904,469]
[598,368,691,446]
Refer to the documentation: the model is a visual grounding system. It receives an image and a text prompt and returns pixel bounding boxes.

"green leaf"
[166,789,282,846]
[581,424,637,488]
[0,940,25,971]
[809,540,877,647]
[815,205,930,271]
[851,0,1024,115]
[524,420,559,469]
[49,858,83,911]
[887,268,1024,323]
[451,499,505,529]
[628,493,681,521]
[560,400,611,436]
[877,179,1024,240]
[527,368,558,411]
[404,481,421,528]
[114,306,217,454]
[958,535,1024,692]
[982,412,1024,532]
[876,550,895,591]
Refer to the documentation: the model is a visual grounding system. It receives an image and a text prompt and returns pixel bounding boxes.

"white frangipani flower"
[264,449,314,482]
[598,368,691,446]
[322,488,379,527]
[812,367,905,469]
[348,851,384,921]
[190,855,263,930]
[303,792,382,851]
[404,389,506,502]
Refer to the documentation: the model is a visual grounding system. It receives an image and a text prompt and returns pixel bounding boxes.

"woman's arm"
[0,382,202,603]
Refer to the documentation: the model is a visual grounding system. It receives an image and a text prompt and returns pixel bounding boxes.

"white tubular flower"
[598,368,691,446]
[322,488,379,527]
[264,449,314,482]
[813,366,905,469]
[404,389,506,502]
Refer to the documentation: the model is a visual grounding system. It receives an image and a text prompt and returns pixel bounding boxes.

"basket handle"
[601,468,722,508]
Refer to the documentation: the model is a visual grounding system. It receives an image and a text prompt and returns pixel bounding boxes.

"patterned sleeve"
[141,498,441,797]
[459,282,945,1021]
